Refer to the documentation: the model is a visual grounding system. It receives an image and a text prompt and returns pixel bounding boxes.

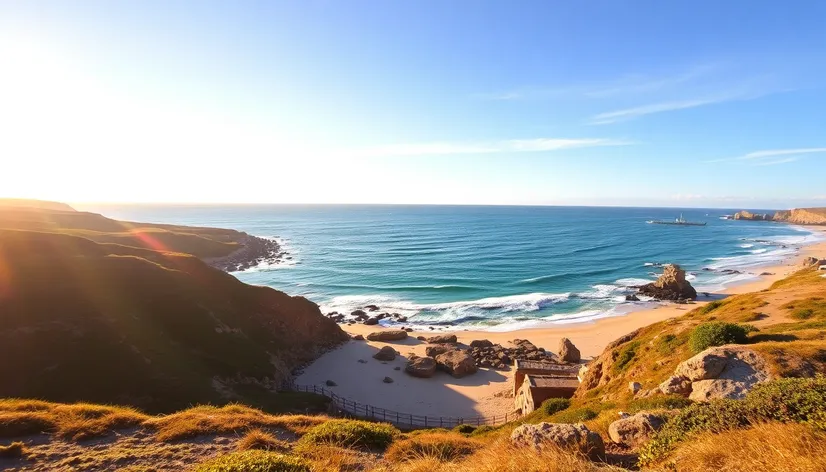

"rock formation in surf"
[638,264,697,301]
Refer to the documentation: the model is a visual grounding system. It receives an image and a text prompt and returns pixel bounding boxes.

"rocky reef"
[637,264,697,301]
[205,234,289,272]
[733,210,772,221]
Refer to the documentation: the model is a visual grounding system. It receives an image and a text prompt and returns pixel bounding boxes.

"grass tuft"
[296,419,399,451]
[193,450,310,472]
[385,432,482,463]
[0,441,26,458]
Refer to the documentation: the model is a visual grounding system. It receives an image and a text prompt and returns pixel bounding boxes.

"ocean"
[81,205,824,330]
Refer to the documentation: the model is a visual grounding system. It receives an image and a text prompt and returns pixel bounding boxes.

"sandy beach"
[295,227,826,419]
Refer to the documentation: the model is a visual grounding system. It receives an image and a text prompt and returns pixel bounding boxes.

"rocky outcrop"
[559,338,581,363]
[733,210,771,221]
[366,330,409,342]
[470,339,493,348]
[372,346,397,361]
[435,349,478,378]
[425,344,455,358]
[608,412,668,449]
[638,264,697,301]
[405,356,437,378]
[206,234,287,272]
[427,334,458,344]
[772,208,826,225]
[660,346,772,401]
[510,423,605,461]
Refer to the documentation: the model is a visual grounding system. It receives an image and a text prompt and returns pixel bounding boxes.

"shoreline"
[295,227,826,418]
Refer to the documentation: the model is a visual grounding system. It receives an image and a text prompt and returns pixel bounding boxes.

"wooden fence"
[289,383,519,429]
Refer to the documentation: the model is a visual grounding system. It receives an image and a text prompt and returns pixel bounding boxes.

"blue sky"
[2,0,825,208]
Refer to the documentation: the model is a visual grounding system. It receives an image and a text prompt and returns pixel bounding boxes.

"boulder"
[608,412,667,449]
[405,356,437,378]
[351,309,367,318]
[629,382,642,394]
[427,334,458,344]
[625,294,640,302]
[373,346,397,361]
[366,330,409,342]
[638,264,698,301]
[510,423,605,461]
[363,317,379,326]
[470,339,494,348]
[672,346,772,401]
[803,256,820,267]
[325,380,337,387]
[383,376,394,384]
[351,334,365,341]
[435,349,478,378]
[425,344,455,358]
[558,337,581,363]
[365,305,380,312]
[659,375,692,396]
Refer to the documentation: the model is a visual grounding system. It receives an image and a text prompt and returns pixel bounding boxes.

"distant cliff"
[734,207,826,225]
[772,208,826,225]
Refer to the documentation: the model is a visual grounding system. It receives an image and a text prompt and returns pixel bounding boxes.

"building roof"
[515,359,580,376]
[527,375,580,389]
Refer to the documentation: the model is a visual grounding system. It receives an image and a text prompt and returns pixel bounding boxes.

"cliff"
[733,207,826,225]
[0,225,347,413]
[0,198,76,212]
[772,207,826,225]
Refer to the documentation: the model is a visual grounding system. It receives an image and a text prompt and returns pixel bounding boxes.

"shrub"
[193,450,310,472]
[540,398,571,416]
[0,441,26,458]
[452,424,476,435]
[689,322,748,353]
[385,432,482,462]
[552,407,598,423]
[639,377,826,465]
[297,419,398,450]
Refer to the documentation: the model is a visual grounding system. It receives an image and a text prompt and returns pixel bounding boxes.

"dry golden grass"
[655,422,826,472]
[0,440,27,458]
[292,443,376,472]
[145,404,328,442]
[376,439,623,472]
[236,429,291,452]
[0,399,148,440]
[384,431,483,463]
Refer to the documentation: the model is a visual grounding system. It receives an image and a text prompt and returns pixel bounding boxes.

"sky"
[2,1,826,208]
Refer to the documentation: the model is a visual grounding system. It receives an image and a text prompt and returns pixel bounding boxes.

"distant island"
[732,206,826,225]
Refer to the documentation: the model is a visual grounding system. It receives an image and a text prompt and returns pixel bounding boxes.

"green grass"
[193,450,310,472]
[297,419,399,451]
[540,398,571,416]
[612,340,641,373]
[783,298,826,321]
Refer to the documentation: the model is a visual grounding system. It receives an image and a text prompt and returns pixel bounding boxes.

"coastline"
[295,226,826,419]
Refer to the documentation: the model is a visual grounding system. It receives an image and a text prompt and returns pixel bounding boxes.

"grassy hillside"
[0,198,75,212]
[0,228,347,413]
[0,206,245,259]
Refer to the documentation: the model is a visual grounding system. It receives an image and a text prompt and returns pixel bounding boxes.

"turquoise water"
[81,205,823,330]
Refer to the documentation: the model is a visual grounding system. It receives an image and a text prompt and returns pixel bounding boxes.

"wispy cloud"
[589,97,727,125]
[705,147,826,166]
[741,148,826,159]
[350,138,632,157]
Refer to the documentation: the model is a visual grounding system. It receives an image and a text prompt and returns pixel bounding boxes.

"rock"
[427,334,458,344]
[470,339,494,348]
[373,346,397,361]
[629,382,641,394]
[659,375,692,396]
[625,294,640,302]
[558,337,581,363]
[404,328,413,332]
[394,366,401,371]
[357,359,368,364]
[638,264,698,301]
[733,210,771,221]
[351,309,367,318]
[365,305,380,312]
[363,317,379,326]
[383,376,394,383]
[803,256,820,267]
[366,330,409,342]
[667,346,772,401]
[426,344,455,358]
[416,336,427,341]
[608,412,667,449]
[510,423,605,461]
[405,356,438,378]
[351,334,365,341]
[435,349,478,378]
[325,380,337,387]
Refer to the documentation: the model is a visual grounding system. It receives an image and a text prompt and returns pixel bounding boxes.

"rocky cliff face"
[638,264,697,300]
[772,208,826,225]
